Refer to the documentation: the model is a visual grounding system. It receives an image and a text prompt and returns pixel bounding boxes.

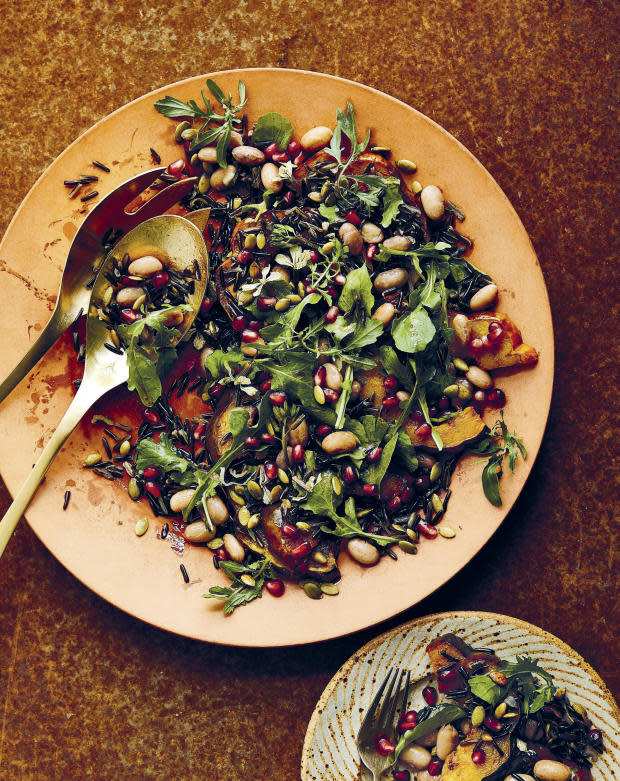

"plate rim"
[300,609,620,778]
[0,68,555,646]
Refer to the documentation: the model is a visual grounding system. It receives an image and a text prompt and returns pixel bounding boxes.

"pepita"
[296,521,311,532]
[494,702,507,719]
[453,357,469,372]
[127,477,141,500]
[406,528,418,542]
[396,159,417,173]
[180,127,197,141]
[438,526,456,538]
[247,514,261,529]
[287,294,302,303]
[229,491,245,506]
[174,121,191,142]
[247,480,263,500]
[431,493,443,513]
[429,462,442,483]
[207,538,224,550]
[238,506,251,525]
[332,475,342,495]
[275,298,291,312]
[270,485,283,503]
[412,180,422,193]
[83,453,101,467]
[471,706,485,727]
[134,518,149,537]
[314,386,326,405]
[277,468,290,484]
[119,439,131,457]
[398,540,417,554]
[233,197,243,210]
[321,241,335,254]
[303,582,323,600]
[320,583,339,596]
[297,281,306,297]
[240,574,256,587]
[312,551,328,564]
[256,232,266,249]
[244,233,257,250]
[443,384,460,398]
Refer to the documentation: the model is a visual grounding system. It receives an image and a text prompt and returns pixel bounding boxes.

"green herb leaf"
[154,95,212,119]
[318,202,341,222]
[251,112,294,149]
[204,557,274,615]
[363,431,399,485]
[468,656,556,716]
[342,319,383,351]
[135,433,192,476]
[378,346,414,389]
[473,413,527,506]
[202,348,248,378]
[482,454,502,506]
[339,265,374,315]
[391,308,436,354]
[393,705,466,764]
[380,179,404,227]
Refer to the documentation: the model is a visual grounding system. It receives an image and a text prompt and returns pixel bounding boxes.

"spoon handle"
[0,381,95,557]
[0,307,70,405]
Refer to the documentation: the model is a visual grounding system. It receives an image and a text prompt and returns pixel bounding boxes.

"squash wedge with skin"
[404,406,486,452]
[441,727,512,781]
[204,391,238,462]
[449,311,538,371]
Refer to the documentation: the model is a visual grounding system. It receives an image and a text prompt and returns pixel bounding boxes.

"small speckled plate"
[301,611,620,780]
[0,70,553,646]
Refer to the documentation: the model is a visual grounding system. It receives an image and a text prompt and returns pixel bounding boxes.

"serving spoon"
[0,214,209,558]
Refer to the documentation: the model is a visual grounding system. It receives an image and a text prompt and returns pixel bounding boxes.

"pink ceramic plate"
[0,69,553,646]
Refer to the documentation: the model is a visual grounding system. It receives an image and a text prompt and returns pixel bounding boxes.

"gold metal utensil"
[0,168,197,405]
[0,214,209,557]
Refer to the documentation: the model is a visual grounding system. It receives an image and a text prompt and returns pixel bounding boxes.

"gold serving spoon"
[0,214,209,557]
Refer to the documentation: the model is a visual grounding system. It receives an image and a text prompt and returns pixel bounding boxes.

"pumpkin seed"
[308,190,322,202]
[453,357,469,372]
[287,294,302,303]
[237,290,254,306]
[392,523,405,532]
[277,468,289,484]
[371,145,391,154]
[275,298,291,312]
[443,384,460,398]
[247,480,263,500]
[296,521,311,532]
[320,583,339,596]
[240,574,256,587]
[314,386,326,405]
[256,232,266,249]
[431,493,443,513]
[174,121,191,142]
[321,241,335,254]
[83,453,101,467]
[312,551,328,564]
[207,538,224,550]
[233,197,243,210]
[270,485,283,502]
[457,385,472,401]
[412,180,422,193]
[398,540,417,554]
[198,174,210,194]
[429,463,442,483]
[396,159,417,173]
[406,528,418,542]
[135,518,149,537]
[127,477,141,500]
[303,582,322,600]
[332,476,342,495]
[471,705,485,726]
[243,233,257,250]
[102,285,113,306]
[238,506,251,526]
[297,281,306,297]
[494,702,507,718]
[180,127,197,141]
[438,526,456,538]
[230,491,245,505]
[247,514,261,529]
[119,439,131,457]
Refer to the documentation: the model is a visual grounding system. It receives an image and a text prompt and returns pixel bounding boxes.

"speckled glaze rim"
[301,611,620,780]
[0,69,553,646]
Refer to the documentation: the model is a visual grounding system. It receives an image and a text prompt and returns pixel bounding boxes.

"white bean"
[361,222,384,243]
[452,313,471,345]
[339,222,364,255]
[288,418,309,446]
[116,286,146,306]
[232,145,266,166]
[470,283,498,310]
[161,309,184,326]
[374,268,408,291]
[400,744,431,770]
[229,130,243,148]
[503,775,535,781]
[205,496,229,525]
[210,164,237,191]
[420,184,445,220]
[184,521,215,544]
[372,302,396,325]
[128,255,163,277]
[197,146,218,163]
[169,489,195,513]
[417,729,438,747]
[223,533,245,562]
[323,363,343,391]
[347,538,379,566]
[436,724,459,760]
[261,162,283,192]
[321,431,357,454]
[382,235,411,251]
[300,125,333,152]
[466,365,493,389]
[532,760,572,781]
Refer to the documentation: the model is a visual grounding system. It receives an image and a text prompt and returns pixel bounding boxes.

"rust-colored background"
[0,1,618,779]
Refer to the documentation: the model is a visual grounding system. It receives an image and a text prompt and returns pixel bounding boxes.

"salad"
[85,79,538,612]
[384,633,606,780]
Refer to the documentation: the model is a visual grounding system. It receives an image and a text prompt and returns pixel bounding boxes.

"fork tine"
[398,670,411,719]
[383,669,406,735]
[359,667,395,734]
[375,667,401,734]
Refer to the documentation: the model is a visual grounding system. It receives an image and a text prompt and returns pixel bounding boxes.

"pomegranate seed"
[282,524,298,538]
[258,296,276,310]
[471,748,486,765]
[314,367,326,386]
[382,395,400,409]
[487,326,503,344]
[232,315,247,331]
[271,151,289,163]
[334,272,347,286]
[438,396,450,410]
[400,486,414,504]
[428,406,438,417]
[214,547,229,564]
[323,388,340,403]
[241,329,260,343]
[589,729,602,744]
[383,375,398,392]
[151,271,169,290]
[260,379,272,392]
[143,466,159,480]
[366,446,383,463]
[290,541,311,558]
[422,685,438,705]
[366,243,379,261]
[291,444,305,464]
[363,483,378,497]
[248,320,261,331]
[484,716,501,732]
[326,285,338,298]
[343,465,356,484]
[264,142,278,159]
[398,710,418,730]
[293,151,306,166]
[264,462,278,480]
[143,409,160,425]
[415,423,432,439]
[287,139,301,156]
[186,358,198,375]
[418,520,438,539]
[387,496,402,512]
[265,578,285,597]
[414,474,430,492]
[166,158,185,176]
[245,436,260,448]
[487,388,506,408]
[410,410,425,423]
[374,734,394,756]
[358,182,369,192]
[393,772,411,781]
[193,422,205,440]
[428,757,443,776]
[120,308,139,323]
[438,666,458,682]
[325,305,339,323]
[269,391,287,406]
[344,209,361,226]
[120,275,138,286]
[316,424,332,436]
[209,382,224,398]
[145,481,161,498]
[237,249,253,264]
[282,190,294,206]
[308,250,320,264]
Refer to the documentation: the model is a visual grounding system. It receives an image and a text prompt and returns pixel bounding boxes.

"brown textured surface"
[0,1,618,779]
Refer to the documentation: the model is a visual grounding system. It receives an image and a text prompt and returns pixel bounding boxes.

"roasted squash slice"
[404,406,486,452]
[441,727,512,780]
[449,311,538,371]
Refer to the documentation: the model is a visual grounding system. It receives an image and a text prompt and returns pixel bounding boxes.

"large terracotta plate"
[301,611,620,780]
[0,69,553,646]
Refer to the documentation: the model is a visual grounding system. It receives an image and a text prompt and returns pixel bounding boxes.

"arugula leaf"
[393,705,466,765]
[188,79,247,166]
[259,293,321,348]
[391,309,436,354]
[341,319,383,351]
[135,433,192,476]
[395,430,419,472]
[202,348,248,378]
[204,557,274,615]
[378,346,414,389]
[363,431,399,485]
[318,202,341,222]
[324,102,370,177]
[380,179,404,227]
[251,112,294,149]
[468,656,556,716]
[301,470,345,516]
[339,265,374,315]
[117,305,192,407]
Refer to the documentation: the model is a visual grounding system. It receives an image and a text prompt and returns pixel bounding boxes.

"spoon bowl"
[0,214,209,558]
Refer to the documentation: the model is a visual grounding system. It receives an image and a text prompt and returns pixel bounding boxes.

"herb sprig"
[469,412,527,506]
[204,557,274,614]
